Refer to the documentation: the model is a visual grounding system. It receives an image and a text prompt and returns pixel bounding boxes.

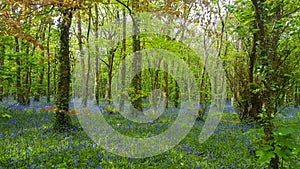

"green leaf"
[277,127,294,136]
[262,145,273,151]
[257,150,275,164]
[1,113,12,119]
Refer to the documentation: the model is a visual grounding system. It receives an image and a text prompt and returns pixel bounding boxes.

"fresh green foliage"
[0,106,263,168]
[0,0,299,168]
[245,109,300,168]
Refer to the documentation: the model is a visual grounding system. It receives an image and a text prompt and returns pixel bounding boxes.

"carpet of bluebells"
[0,97,299,168]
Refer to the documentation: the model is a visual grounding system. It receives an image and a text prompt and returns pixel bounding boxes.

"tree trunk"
[53,48,57,101]
[35,59,45,101]
[198,34,209,120]
[295,84,300,106]
[251,1,282,168]
[131,0,143,112]
[54,9,73,131]
[248,26,262,121]
[15,37,25,104]
[77,11,87,107]
[120,8,127,111]
[24,65,31,105]
[85,7,92,105]
[23,43,30,104]
[152,60,161,91]
[23,18,34,104]
[0,45,4,101]
[94,4,101,105]
[105,48,115,104]
[34,48,45,101]
[174,81,180,108]
[163,62,168,109]
[264,104,279,169]
[47,23,52,103]
[34,25,46,101]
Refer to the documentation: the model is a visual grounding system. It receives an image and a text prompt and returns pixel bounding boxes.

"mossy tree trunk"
[0,44,4,101]
[54,9,73,131]
[131,0,143,112]
[15,37,25,104]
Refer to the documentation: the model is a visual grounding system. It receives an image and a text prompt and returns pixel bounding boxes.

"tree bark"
[77,11,87,107]
[94,4,101,105]
[54,9,73,131]
[130,0,143,112]
[15,37,25,104]
[0,45,4,101]
[34,29,46,101]
[198,33,209,119]
[47,23,52,103]
[120,8,127,111]
[296,85,300,106]
[85,7,92,106]
[163,62,168,109]
[250,0,283,168]
[105,47,116,104]
[53,48,57,101]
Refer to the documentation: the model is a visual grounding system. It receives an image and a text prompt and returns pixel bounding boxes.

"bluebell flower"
[7,163,13,168]
[194,151,202,156]
[208,153,212,161]
[104,155,110,161]
[287,112,293,117]
[64,144,70,151]
[97,154,102,161]
[151,157,156,162]
[74,159,78,165]
[87,160,94,166]
[246,137,250,142]
[248,147,255,154]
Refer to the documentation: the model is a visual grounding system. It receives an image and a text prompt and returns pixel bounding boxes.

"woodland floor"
[0,98,299,168]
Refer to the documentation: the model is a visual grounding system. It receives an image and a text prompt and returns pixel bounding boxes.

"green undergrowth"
[0,107,298,168]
